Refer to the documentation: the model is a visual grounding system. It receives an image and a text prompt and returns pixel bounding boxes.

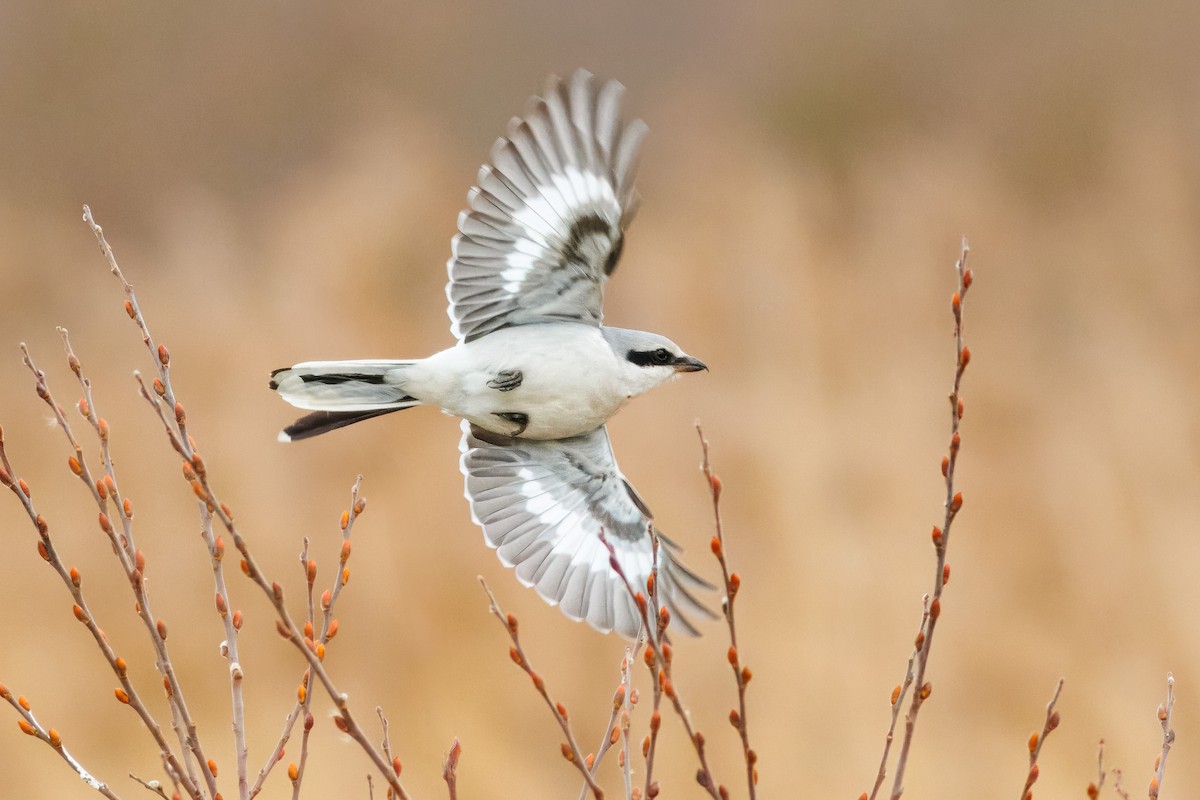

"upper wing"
[446,69,646,342]
[459,421,714,638]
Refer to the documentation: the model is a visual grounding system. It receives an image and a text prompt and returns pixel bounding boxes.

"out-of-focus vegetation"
[1,2,1197,797]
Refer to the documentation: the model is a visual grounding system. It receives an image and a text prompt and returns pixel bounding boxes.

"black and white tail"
[270,360,421,442]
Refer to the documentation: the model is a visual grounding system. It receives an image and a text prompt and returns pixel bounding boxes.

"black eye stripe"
[626,348,674,367]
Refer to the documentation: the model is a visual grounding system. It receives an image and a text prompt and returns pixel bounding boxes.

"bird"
[271,69,714,638]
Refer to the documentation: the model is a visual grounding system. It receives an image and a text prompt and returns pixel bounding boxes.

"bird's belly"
[412,326,627,440]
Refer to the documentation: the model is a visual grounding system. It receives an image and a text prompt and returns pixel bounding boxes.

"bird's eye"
[652,348,672,365]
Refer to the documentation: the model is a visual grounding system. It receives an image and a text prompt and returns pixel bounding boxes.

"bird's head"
[603,327,707,398]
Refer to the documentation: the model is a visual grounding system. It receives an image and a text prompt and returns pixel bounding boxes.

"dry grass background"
[2,2,1199,797]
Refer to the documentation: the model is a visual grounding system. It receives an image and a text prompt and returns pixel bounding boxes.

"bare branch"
[1019,677,1064,800]
[875,239,973,800]
[1150,674,1175,799]
[0,688,121,799]
[697,425,757,798]
[479,577,605,798]
[443,738,462,800]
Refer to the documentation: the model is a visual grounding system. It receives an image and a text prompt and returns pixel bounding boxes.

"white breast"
[405,324,630,439]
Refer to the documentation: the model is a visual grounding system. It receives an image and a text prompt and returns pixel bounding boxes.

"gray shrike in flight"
[272,70,713,638]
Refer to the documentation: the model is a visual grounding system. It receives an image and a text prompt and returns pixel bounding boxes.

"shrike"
[272,70,713,638]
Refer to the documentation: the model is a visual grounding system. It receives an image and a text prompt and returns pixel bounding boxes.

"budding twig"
[479,577,604,798]
[0,689,119,799]
[3,346,205,800]
[698,425,757,798]
[600,532,724,799]
[442,738,462,800]
[872,239,973,800]
[1019,677,1064,800]
[1150,674,1175,799]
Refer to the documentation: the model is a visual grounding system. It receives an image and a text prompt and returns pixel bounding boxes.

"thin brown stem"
[1019,678,1064,800]
[876,239,973,800]
[251,479,364,797]
[479,578,606,799]
[442,738,462,800]
[1,360,203,800]
[1150,674,1175,799]
[697,425,757,798]
[600,532,723,799]
[578,643,642,800]
[0,690,122,799]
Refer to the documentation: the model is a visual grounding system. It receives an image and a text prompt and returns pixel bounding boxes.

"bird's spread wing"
[459,422,714,638]
[446,69,646,342]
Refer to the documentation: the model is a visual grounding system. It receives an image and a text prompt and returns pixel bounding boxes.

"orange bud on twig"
[18,720,36,736]
[114,688,130,704]
[72,604,88,623]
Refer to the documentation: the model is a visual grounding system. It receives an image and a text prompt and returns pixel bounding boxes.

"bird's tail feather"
[270,360,418,410]
[271,360,421,441]
[279,408,407,442]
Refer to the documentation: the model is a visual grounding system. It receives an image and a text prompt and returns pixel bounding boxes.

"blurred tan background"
[2,2,1199,797]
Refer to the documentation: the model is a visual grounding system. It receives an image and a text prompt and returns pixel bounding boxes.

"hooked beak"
[673,355,708,373]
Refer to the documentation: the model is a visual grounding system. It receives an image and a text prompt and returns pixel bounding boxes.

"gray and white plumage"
[272,70,712,638]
